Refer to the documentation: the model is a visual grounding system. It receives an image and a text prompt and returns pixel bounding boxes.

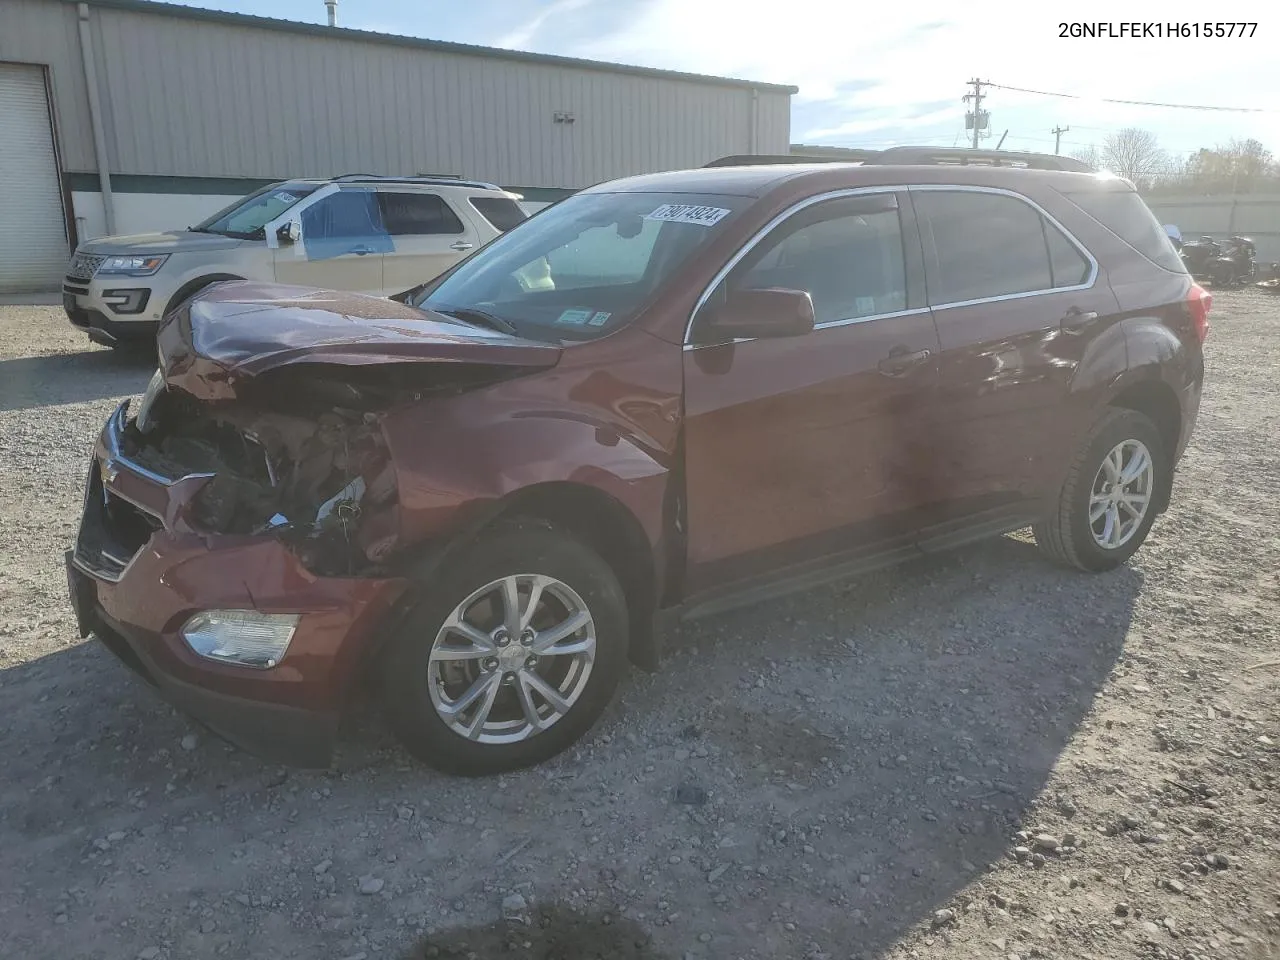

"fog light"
[102,288,151,315]
[180,610,299,668]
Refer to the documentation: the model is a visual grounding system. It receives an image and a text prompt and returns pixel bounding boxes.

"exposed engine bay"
[118,365,502,576]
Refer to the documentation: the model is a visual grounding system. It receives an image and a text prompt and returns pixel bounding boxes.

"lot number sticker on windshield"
[644,204,731,227]
[556,308,594,325]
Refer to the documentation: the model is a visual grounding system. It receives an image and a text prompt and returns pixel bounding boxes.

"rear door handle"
[450,241,475,251]
[877,347,932,377]
[1060,307,1098,330]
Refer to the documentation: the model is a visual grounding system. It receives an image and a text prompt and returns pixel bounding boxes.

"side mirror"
[702,287,815,340]
[276,222,300,245]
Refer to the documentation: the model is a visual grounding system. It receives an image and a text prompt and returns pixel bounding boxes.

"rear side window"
[376,192,465,235]
[469,196,528,232]
[1066,189,1184,272]
[914,191,1052,304]
[1045,222,1091,287]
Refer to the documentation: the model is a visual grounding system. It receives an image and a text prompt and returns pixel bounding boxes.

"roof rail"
[869,147,1093,172]
[704,154,862,168]
[332,173,505,190]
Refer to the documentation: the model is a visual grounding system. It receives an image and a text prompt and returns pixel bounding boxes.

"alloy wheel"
[427,574,596,744]
[1089,439,1154,550]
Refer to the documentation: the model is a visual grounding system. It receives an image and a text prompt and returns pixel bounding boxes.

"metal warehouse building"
[0,0,795,293]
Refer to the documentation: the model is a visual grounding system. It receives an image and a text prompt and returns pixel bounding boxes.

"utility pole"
[963,78,988,149]
[1052,125,1070,155]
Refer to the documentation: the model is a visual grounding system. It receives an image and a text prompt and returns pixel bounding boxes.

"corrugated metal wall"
[0,0,95,171]
[1144,193,1280,263]
[1,0,793,189]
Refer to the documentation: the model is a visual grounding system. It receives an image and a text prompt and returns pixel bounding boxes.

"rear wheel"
[378,519,628,775]
[1034,408,1165,572]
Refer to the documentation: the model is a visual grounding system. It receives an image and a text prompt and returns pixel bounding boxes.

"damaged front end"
[121,368,404,575]
[108,282,563,576]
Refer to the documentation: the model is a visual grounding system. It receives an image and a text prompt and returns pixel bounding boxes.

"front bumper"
[68,403,408,767]
[63,273,167,344]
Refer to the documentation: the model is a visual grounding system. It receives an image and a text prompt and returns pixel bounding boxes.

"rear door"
[378,191,480,295]
[272,187,388,294]
[910,186,1108,518]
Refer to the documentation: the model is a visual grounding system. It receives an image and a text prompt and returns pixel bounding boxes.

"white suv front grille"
[68,253,106,281]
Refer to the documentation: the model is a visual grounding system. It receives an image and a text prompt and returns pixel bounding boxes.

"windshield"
[414,191,749,341]
[194,185,316,239]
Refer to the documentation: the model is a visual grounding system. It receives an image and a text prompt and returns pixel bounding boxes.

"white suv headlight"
[181,610,300,669]
[98,254,169,276]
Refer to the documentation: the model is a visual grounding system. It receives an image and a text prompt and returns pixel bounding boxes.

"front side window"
[194,185,315,239]
[415,191,749,342]
[729,195,907,326]
[300,189,392,259]
[914,190,1055,305]
[377,192,465,235]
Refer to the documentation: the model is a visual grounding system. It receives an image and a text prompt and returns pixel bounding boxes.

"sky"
[166,0,1280,162]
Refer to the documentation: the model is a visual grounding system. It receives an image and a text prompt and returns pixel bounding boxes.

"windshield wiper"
[434,306,520,336]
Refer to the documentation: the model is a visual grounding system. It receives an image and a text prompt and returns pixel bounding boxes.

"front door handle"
[1060,307,1098,330]
[350,244,374,256]
[878,347,932,377]
[450,241,475,251]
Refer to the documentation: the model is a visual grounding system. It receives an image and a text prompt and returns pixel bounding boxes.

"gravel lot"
[0,293,1277,960]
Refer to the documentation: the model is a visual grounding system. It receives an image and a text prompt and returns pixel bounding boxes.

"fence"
[1142,193,1280,264]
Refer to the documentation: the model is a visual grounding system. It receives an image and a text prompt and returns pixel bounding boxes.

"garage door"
[0,63,68,293]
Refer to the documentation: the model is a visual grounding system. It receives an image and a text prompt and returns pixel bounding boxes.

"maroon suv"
[67,153,1208,774]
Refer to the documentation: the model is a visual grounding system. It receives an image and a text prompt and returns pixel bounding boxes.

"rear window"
[1066,189,1184,272]
[469,196,529,232]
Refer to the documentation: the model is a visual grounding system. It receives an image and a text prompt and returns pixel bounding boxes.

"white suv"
[63,175,527,348]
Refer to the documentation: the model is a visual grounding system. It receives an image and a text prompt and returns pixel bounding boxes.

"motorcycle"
[1180,235,1257,286]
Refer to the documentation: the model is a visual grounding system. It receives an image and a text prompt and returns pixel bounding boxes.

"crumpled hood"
[157,280,562,400]
[80,230,245,254]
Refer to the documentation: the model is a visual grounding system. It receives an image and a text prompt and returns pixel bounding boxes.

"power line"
[988,81,1273,114]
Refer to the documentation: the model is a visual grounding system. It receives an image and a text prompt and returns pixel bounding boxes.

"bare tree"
[1100,128,1169,188]
[1177,138,1280,193]
[1070,145,1101,170]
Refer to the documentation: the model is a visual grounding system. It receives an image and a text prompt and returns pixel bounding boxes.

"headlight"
[97,254,169,276]
[135,368,165,434]
[181,610,300,669]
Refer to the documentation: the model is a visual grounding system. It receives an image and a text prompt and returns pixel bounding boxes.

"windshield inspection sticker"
[644,203,731,227]
[586,311,611,327]
[556,308,594,326]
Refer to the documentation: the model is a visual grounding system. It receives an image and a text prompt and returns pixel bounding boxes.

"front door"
[682,191,941,593]
[909,186,1114,515]
[272,187,387,295]
[377,190,482,295]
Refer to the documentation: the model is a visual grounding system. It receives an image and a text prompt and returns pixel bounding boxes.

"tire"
[1034,408,1166,572]
[378,518,628,775]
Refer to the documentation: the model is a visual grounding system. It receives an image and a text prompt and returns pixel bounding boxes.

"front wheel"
[1034,408,1166,572]
[378,519,628,775]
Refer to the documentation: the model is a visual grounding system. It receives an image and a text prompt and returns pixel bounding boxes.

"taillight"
[1188,283,1211,344]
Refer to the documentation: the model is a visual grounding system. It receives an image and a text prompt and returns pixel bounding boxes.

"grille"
[67,252,106,281]
[74,466,163,581]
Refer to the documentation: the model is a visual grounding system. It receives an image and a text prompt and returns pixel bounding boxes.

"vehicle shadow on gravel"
[0,534,1140,960]
[0,349,154,412]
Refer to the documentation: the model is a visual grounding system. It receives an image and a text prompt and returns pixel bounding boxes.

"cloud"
[494,0,595,50]
[502,0,1279,154]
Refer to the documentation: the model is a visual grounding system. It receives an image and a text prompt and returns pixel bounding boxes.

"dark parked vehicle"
[67,152,1209,774]
[1180,234,1257,286]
